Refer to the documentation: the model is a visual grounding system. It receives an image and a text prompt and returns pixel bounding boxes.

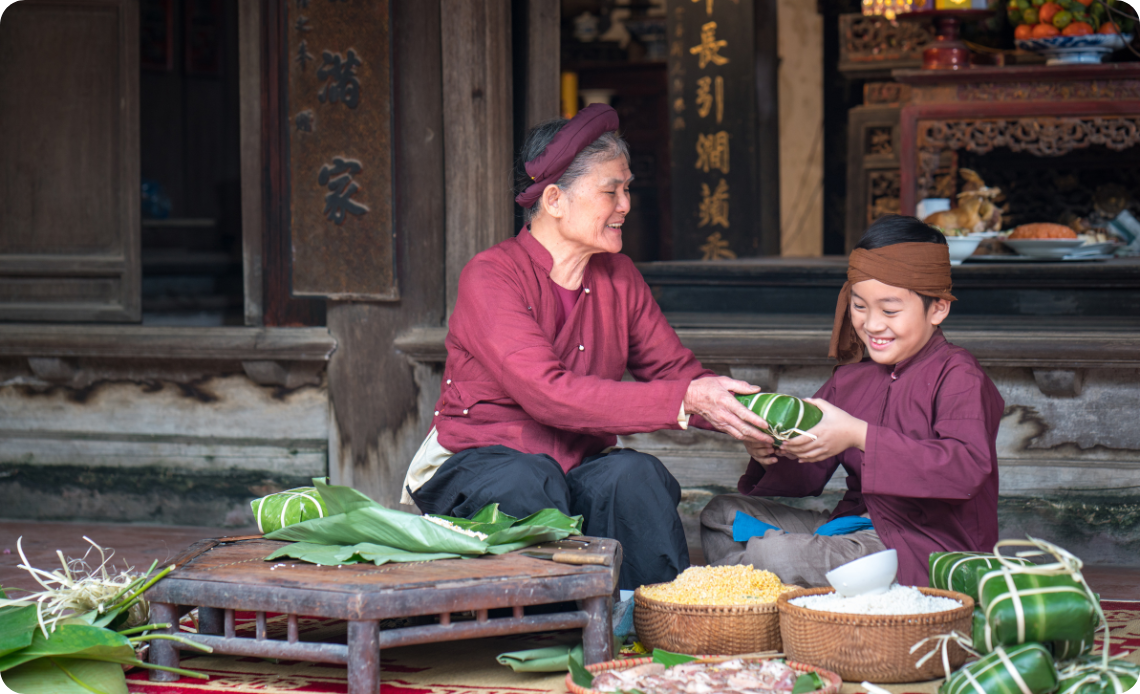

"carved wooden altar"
[894,64,1140,215]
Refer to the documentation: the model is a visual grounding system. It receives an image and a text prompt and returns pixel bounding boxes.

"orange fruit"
[1032,22,1061,37]
[1099,21,1119,33]
[1015,22,1035,38]
[1074,0,1093,6]
[1063,20,1094,34]
[1038,2,1061,23]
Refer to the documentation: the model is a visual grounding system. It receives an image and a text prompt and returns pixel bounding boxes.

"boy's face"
[850,279,950,366]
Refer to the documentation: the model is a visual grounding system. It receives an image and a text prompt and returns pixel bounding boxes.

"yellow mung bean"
[641,564,796,605]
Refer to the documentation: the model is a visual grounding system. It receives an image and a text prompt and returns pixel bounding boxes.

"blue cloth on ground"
[813,516,875,536]
[732,511,781,542]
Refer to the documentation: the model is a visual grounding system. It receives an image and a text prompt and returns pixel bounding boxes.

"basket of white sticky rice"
[776,585,973,683]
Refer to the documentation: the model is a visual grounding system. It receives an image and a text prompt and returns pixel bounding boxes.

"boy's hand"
[745,441,799,468]
[780,398,867,463]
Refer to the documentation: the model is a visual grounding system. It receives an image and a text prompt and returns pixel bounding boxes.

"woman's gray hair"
[514,118,631,224]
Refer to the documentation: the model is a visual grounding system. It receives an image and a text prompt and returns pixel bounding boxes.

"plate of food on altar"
[965,223,1122,262]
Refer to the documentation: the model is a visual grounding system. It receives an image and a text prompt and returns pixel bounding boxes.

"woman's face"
[554,156,633,255]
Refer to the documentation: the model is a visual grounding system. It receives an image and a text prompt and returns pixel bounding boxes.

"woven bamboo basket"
[565,655,842,694]
[633,585,783,656]
[777,587,974,684]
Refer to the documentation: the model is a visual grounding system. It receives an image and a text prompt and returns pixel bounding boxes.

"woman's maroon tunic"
[434,229,714,474]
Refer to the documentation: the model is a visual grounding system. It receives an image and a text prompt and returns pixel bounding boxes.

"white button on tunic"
[578,345,584,351]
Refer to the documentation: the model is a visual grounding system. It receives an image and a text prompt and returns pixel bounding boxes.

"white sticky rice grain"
[790,584,961,615]
[423,515,488,540]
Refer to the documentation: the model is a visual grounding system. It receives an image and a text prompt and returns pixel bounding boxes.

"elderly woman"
[401,104,771,589]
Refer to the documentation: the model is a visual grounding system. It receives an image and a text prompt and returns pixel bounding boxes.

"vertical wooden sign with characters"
[667,0,760,260]
[286,0,396,300]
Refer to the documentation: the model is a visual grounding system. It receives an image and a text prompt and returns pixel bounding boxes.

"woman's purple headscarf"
[514,104,621,209]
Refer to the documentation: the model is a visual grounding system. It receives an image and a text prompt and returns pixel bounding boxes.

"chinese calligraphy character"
[296,41,314,71]
[317,49,362,109]
[673,97,685,113]
[699,180,730,230]
[296,15,312,32]
[295,110,314,133]
[690,22,729,69]
[673,116,686,131]
[691,0,740,15]
[695,131,730,174]
[695,75,724,123]
[318,157,368,224]
[670,39,684,58]
[700,231,736,259]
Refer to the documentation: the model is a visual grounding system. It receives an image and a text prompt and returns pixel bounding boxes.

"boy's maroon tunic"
[433,229,713,474]
[737,331,1003,584]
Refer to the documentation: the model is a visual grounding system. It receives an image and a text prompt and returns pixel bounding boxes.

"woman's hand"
[683,377,774,444]
[779,398,867,463]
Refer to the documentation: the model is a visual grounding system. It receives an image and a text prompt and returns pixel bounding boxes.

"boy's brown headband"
[828,242,957,364]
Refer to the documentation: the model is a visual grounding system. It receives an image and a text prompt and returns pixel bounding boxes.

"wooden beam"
[238,0,264,326]
[393,324,1140,370]
[441,0,514,314]
[0,326,336,362]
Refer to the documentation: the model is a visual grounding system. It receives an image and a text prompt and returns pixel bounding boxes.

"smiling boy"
[700,215,1004,586]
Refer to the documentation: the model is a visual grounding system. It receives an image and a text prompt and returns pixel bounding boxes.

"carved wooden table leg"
[347,619,381,694]
[582,595,613,665]
[149,602,181,682]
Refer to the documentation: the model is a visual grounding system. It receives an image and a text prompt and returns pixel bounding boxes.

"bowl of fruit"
[1009,0,1134,64]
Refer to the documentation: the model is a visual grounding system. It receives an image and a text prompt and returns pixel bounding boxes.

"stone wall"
[0,357,328,526]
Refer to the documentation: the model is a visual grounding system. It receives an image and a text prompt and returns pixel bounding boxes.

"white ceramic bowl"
[1002,238,1085,259]
[826,549,898,597]
[945,236,984,265]
[1015,34,1133,65]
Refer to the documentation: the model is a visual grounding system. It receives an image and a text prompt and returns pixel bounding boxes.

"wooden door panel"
[0,0,140,321]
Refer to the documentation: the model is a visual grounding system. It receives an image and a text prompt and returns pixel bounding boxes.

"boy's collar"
[889,328,947,377]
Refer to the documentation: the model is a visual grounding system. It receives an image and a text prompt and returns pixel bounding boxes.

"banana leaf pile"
[260,478,583,566]
[929,551,1034,602]
[734,392,822,446]
[927,537,1134,694]
[0,539,208,694]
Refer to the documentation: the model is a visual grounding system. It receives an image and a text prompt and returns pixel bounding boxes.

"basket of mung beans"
[633,565,800,656]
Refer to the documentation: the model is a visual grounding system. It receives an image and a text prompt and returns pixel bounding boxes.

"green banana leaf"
[977,566,1099,651]
[940,642,1058,694]
[3,657,129,694]
[0,605,38,660]
[251,485,328,534]
[929,552,1034,602]
[0,624,134,672]
[265,541,462,566]
[264,478,583,565]
[1056,656,1140,694]
[496,643,584,672]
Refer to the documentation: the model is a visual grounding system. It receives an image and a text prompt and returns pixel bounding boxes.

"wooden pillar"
[326,0,446,507]
[441,0,515,315]
[525,0,560,129]
[238,0,264,326]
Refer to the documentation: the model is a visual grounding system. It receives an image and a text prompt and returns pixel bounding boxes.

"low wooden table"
[145,536,620,694]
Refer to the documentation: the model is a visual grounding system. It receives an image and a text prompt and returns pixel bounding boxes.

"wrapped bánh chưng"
[976,565,1100,652]
[929,551,1034,603]
[939,642,1058,694]
[734,393,822,447]
[971,606,1095,658]
[1055,655,1140,694]
[251,486,328,534]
